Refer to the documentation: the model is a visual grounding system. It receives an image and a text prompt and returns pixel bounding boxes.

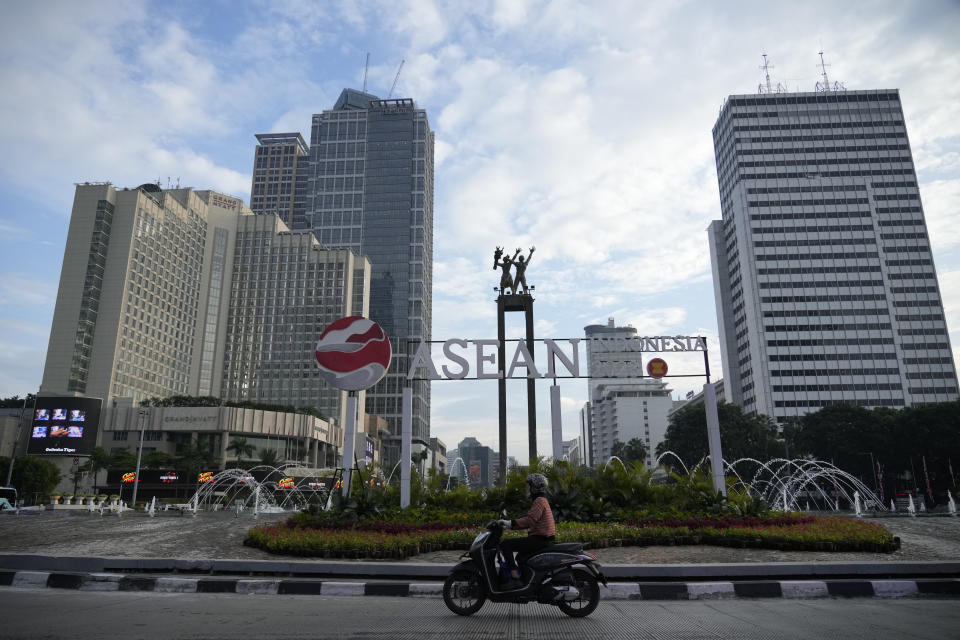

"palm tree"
[80,447,112,494]
[259,448,280,468]
[227,437,255,469]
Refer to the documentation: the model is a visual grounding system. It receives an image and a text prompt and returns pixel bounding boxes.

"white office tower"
[584,319,673,468]
[709,89,959,422]
[41,182,368,428]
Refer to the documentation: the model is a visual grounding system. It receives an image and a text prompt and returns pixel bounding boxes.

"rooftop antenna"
[388,59,405,98]
[817,50,831,91]
[759,53,774,94]
[815,50,846,92]
[362,52,370,93]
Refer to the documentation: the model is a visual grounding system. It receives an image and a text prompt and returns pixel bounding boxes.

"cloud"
[921,179,960,251]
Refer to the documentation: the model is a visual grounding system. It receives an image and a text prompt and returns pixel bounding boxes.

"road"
[1,589,957,639]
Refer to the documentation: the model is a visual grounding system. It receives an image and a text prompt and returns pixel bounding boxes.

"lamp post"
[4,395,33,489]
[857,451,877,493]
[130,409,148,508]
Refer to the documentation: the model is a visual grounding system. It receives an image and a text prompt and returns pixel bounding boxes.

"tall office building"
[584,318,674,467]
[709,88,959,422]
[40,182,368,429]
[249,133,310,230]
[255,88,434,467]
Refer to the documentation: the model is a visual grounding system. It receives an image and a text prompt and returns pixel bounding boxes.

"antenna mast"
[388,59,405,98]
[816,50,846,92]
[759,53,774,93]
[362,52,370,93]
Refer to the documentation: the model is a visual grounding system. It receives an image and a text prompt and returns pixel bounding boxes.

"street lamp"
[857,451,877,493]
[130,409,148,508]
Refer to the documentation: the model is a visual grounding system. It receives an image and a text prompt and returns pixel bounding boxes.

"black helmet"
[525,473,548,495]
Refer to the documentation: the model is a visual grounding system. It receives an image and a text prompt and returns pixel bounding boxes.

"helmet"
[525,473,548,495]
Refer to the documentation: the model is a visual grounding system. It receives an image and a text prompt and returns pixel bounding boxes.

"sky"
[1,0,959,463]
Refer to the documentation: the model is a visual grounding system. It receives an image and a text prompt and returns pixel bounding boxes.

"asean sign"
[646,358,668,378]
[315,316,392,391]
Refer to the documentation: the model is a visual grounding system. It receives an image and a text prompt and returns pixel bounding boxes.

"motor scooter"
[442,520,607,617]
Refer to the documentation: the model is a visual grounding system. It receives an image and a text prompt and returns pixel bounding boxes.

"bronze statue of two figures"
[494,246,535,295]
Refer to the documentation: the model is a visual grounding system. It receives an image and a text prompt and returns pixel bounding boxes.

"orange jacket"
[512,496,556,537]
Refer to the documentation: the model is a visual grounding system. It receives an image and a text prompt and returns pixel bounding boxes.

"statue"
[514,246,534,294]
[493,246,534,295]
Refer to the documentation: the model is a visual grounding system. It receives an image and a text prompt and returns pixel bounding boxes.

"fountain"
[603,456,628,472]
[654,451,691,476]
[854,491,862,517]
[184,464,336,515]
[656,455,888,513]
[949,492,957,516]
[890,499,896,512]
[446,457,469,490]
[907,494,916,516]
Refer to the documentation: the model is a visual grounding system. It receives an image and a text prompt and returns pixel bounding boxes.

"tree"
[0,394,35,409]
[107,449,137,471]
[227,437,255,468]
[259,448,280,468]
[656,402,785,467]
[79,447,112,493]
[176,441,219,477]
[783,404,896,481]
[143,451,176,470]
[0,456,60,501]
[609,437,648,465]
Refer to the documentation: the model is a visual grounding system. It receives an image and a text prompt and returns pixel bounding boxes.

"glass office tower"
[304,89,434,465]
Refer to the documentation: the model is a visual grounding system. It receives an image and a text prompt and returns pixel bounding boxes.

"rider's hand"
[498,519,512,530]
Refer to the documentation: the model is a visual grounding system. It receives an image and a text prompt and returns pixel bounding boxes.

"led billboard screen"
[26,396,102,456]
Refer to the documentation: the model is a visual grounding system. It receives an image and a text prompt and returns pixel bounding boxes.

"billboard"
[27,396,102,456]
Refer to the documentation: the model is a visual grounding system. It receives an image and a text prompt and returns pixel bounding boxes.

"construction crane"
[388,59,405,98]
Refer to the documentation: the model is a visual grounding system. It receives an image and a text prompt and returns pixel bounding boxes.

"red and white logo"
[315,316,392,391]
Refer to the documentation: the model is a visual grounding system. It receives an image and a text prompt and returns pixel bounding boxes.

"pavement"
[2,508,959,601]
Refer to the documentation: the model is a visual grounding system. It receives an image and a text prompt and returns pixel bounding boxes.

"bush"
[245,512,898,559]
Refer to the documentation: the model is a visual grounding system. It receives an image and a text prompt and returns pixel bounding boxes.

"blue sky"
[1,1,958,461]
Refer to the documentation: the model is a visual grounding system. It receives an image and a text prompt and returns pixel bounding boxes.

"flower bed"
[244,514,899,559]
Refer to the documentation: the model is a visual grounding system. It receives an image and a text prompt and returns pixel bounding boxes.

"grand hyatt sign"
[407,336,707,381]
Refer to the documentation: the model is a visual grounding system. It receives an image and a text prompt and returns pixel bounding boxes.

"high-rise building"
[584,318,674,467]
[221,213,370,428]
[249,133,310,230]
[457,436,496,489]
[709,88,959,422]
[40,182,368,429]
[272,87,434,467]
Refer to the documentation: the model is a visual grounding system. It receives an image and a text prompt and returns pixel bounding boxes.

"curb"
[1,571,958,600]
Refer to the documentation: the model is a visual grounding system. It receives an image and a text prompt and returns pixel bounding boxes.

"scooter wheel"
[557,568,600,618]
[443,569,487,616]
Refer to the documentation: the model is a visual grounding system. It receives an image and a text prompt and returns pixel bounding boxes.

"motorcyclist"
[498,473,555,587]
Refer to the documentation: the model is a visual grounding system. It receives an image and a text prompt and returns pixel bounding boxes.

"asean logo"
[646,358,668,378]
[315,316,392,391]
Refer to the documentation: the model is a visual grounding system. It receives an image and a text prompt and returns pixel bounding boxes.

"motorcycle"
[442,520,607,618]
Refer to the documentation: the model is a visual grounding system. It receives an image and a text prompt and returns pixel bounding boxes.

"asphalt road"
[1,589,957,639]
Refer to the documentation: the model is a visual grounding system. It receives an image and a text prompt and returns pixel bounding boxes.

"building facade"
[40,182,369,432]
[584,319,675,467]
[249,132,310,230]
[253,88,434,468]
[709,88,959,421]
[456,436,496,489]
[221,212,370,429]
